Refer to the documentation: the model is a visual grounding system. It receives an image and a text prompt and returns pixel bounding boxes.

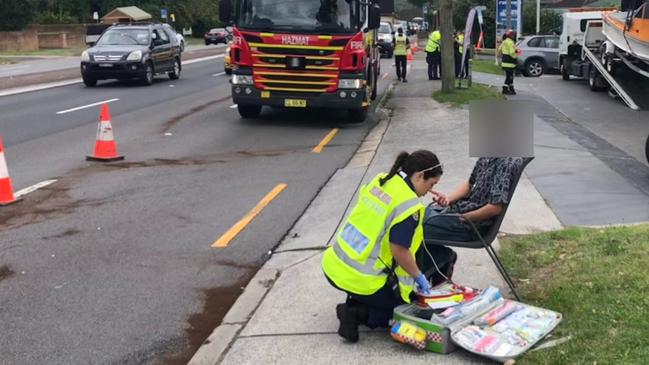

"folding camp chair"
[422,157,534,301]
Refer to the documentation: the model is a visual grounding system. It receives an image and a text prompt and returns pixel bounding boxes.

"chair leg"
[484,244,521,301]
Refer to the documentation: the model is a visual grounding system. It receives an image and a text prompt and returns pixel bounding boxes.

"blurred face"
[410,172,440,197]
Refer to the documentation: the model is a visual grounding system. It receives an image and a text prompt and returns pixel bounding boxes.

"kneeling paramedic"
[322,150,445,343]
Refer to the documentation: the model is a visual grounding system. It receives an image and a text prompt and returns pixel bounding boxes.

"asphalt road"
[0,57,392,364]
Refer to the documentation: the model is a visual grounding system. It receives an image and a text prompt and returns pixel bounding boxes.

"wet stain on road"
[160,269,256,365]
[0,265,15,282]
[161,96,232,133]
[42,228,82,240]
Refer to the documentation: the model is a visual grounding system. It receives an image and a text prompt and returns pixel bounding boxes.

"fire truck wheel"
[238,104,262,119]
[348,107,368,123]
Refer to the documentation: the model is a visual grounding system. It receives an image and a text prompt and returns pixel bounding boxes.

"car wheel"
[588,65,607,91]
[523,59,545,77]
[141,62,154,86]
[348,107,368,123]
[238,104,262,119]
[83,75,97,87]
[561,61,570,81]
[168,58,181,80]
[645,134,649,164]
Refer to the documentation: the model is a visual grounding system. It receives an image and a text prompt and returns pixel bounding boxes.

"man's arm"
[391,244,421,278]
[447,180,471,204]
[461,203,502,223]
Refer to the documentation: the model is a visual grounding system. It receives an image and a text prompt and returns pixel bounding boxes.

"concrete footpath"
[187,59,563,365]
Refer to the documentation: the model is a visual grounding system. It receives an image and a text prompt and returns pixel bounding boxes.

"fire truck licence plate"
[284,99,306,108]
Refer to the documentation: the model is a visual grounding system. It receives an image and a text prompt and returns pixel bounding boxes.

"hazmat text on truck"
[219,0,381,122]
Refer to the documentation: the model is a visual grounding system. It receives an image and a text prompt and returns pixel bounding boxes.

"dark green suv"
[81,23,182,86]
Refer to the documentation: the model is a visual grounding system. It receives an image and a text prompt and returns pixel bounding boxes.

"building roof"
[541,0,613,8]
[101,6,152,22]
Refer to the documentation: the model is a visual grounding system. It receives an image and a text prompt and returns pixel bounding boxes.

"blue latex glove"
[415,273,431,294]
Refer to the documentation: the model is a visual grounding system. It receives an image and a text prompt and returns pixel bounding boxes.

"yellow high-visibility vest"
[425,30,440,53]
[500,38,517,69]
[394,34,408,56]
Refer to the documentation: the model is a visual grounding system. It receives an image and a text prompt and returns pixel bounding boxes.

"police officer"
[425,29,441,80]
[393,27,410,82]
[499,29,518,95]
[322,150,444,343]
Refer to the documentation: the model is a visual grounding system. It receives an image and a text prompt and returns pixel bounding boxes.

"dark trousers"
[455,53,469,78]
[426,51,441,79]
[395,55,407,80]
[504,68,515,86]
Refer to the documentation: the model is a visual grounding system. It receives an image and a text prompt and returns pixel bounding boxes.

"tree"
[0,0,34,30]
[439,0,455,93]
[522,3,562,35]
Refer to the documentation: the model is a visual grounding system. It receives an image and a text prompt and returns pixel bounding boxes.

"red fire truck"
[219,0,382,122]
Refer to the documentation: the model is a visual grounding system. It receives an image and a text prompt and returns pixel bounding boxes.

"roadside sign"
[495,1,523,47]
[161,9,168,19]
[92,11,99,21]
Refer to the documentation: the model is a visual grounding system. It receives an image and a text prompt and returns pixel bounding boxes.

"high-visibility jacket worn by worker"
[425,30,441,53]
[456,33,464,54]
[500,38,517,69]
[322,173,425,303]
[394,34,408,56]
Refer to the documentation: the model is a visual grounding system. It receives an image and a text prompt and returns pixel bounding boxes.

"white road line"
[15,179,58,198]
[212,72,226,77]
[183,54,225,65]
[229,104,238,109]
[56,98,119,115]
[0,78,82,98]
[0,54,226,98]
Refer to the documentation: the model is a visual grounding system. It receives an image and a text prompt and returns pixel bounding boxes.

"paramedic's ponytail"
[379,152,409,186]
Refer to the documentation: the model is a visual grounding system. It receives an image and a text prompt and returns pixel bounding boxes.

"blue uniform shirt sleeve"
[389,215,417,248]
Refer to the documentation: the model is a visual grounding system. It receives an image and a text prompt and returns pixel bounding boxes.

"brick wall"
[0,26,39,52]
[0,24,86,52]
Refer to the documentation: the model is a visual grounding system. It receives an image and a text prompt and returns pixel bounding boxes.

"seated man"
[418,157,524,284]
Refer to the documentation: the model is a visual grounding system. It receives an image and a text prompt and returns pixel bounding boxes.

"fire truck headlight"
[338,79,363,89]
[232,74,253,85]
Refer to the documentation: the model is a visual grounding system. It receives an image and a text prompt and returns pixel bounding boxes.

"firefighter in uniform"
[392,27,410,82]
[322,150,445,343]
[499,29,518,95]
[425,29,441,80]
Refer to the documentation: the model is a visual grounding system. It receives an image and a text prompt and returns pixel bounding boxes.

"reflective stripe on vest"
[457,34,464,54]
[394,34,407,56]
[331,196,422,276]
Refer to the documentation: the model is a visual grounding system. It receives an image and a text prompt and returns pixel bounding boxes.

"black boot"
[502,86,511,95]
[336,303,360,343]
[509,85,517,95]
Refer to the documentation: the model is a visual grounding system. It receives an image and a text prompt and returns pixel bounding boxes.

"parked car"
[377,22,394,58]
[224,43,233,74]
[204,28,228,45]
[516,35,560,77]
[80,23,182,87]
[162,23,185,52]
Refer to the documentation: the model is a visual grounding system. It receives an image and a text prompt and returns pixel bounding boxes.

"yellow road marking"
[312,128,339,153]
[212,183,288,248]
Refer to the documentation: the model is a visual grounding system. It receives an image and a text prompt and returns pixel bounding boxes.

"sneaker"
[336,303,359,343]
[402,79,408,83]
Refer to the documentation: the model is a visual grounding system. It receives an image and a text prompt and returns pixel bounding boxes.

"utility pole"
[536,0,541,34]
[506,0,512,30]
[439,0,454,93]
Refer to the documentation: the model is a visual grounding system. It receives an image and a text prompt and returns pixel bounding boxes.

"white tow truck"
[559,7,649,163]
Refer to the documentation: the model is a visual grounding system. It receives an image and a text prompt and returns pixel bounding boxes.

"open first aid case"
[392,286,562,362]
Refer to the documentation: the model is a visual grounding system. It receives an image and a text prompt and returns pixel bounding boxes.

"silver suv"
[517,35,560,77]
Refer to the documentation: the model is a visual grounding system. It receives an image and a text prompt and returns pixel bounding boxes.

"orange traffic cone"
[87,103,124,162]
[0,135,20,206]
[411,39,418,53]
[407,49,414,61]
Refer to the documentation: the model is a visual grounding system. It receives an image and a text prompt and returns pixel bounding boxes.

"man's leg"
[507,69,516,94]
[427,52,434,80]
[401,56,408,81]
[395,56,402,80]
